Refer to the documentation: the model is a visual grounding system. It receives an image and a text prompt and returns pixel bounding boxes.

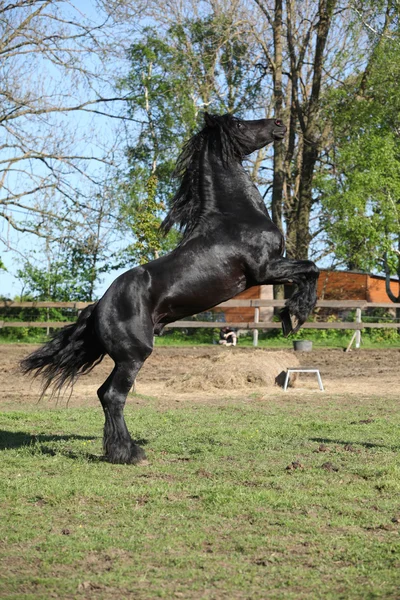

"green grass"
[153,331,400,349]
[1,394,400,599]
[1,325,399,348]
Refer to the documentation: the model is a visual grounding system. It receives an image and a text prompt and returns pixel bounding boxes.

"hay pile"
[164,350,299,392]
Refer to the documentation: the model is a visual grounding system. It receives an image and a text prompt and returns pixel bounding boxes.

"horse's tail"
[20,302,105,396]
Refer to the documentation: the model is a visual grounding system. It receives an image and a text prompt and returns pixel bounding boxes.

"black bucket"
[293,340,313,352]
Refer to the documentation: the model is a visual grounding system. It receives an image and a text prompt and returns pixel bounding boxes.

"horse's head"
[162,113,287,237]
[204,113,286,157]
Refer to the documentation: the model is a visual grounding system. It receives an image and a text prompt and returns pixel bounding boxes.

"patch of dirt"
[164,350,297,392]
[0,344,398,410]
[321,462,340,472]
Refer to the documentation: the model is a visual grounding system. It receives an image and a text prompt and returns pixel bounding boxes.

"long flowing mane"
[160,113,250,238]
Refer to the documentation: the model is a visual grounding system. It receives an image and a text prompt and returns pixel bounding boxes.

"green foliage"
[168,15,263,113]
[0,327,48,343]
[319,36,400,277]
[115,28,197,265]
[0,232,106,342]
[0,295,76,343]
[116,18,264,265]
[118,174,163,264]
[16,236,102,302]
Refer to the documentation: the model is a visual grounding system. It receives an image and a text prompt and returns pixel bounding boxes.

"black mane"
[160,113,249,238]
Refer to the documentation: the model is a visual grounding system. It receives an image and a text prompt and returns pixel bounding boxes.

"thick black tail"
[20,302,105,396]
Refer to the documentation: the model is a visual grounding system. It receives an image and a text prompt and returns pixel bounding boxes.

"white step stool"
[283,368,324,391]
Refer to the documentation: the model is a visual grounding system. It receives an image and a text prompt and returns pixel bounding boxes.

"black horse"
[21,113,319,464]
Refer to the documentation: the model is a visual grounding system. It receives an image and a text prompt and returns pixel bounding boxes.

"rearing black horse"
[21,113,319,464]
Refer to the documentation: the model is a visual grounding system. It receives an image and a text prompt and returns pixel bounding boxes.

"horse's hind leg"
[97,350,150,464]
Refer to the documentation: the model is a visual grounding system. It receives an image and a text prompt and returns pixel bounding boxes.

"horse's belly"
[153,263,247,325]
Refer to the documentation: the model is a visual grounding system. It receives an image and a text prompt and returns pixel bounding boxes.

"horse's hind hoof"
[127,443,147,465]
[105,441,147,465]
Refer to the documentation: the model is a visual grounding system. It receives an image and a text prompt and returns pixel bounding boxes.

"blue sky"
[1,0,135,299]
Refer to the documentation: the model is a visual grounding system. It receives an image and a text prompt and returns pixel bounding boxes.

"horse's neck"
[200,143,267,216]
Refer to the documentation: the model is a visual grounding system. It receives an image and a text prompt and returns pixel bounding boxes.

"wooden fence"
[1,298,399,349]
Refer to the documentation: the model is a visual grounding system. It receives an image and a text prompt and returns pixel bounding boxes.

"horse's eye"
[275,119,282,126]
[237,121,243,129]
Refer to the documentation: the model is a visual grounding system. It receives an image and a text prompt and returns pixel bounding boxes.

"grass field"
[1,393,400,599]
[1,328,398,349]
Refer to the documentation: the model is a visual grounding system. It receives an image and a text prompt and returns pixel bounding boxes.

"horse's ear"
[204,112,217,128]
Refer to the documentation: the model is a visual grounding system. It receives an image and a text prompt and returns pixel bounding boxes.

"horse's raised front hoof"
[104,440,147,465]
[290,314,301,334]
[280,307,292,337]
[280,308,302,337]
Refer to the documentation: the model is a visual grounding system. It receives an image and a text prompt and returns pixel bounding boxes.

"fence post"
[355,307,362,348]
[253,307,259,347]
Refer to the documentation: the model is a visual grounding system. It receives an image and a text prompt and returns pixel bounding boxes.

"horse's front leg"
[260,258,320,336]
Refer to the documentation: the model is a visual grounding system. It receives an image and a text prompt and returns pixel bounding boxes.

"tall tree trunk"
[271,0,285,300]
[295,0,336,259]
[284,80,300,259]
[271,0,284,234]
[296,140,317,258]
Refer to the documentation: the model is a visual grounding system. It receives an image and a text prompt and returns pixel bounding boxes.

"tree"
[16,187,119,301]
[17,242,94,302]
[319,25,400,304]
[117,16,266,264]
[252,0,373,261]
[0,0,142,249]
[6,0,399,296]
[138,0,376,267]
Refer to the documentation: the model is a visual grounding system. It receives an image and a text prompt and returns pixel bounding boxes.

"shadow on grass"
[0,430,95,450]
[0,430,149,462]
[310,437,400,451]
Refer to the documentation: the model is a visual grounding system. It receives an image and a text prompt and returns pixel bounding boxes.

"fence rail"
[1,299,399,310]
[1,300,399,334]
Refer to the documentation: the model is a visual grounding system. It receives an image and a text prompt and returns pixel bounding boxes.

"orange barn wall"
[318,270,399,302]
[317,271,368,300]
[367,276,400,303]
